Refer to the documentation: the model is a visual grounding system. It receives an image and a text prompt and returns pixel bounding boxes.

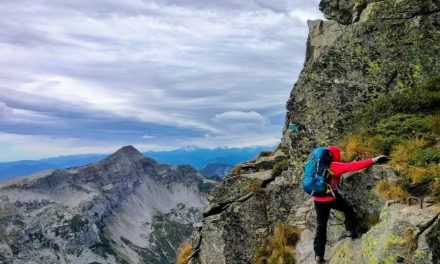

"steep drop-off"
[188,1,440,263]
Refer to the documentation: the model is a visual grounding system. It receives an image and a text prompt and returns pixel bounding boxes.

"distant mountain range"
[0,146,273,180]
[0,154,107,180]
[0,145,217,264]
[144,146,272,169]
[200,163,234,178]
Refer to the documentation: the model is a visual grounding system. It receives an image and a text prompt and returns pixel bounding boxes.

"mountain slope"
[0,146,216,264]
[188,1,440,264]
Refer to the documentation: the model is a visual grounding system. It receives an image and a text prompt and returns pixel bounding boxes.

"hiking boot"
[315,256,325,264]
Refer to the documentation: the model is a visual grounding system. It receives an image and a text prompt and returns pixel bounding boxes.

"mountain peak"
[98,145,153,167]
[114,145,143,157]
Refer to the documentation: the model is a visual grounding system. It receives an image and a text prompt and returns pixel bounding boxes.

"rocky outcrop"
[190,0,440,263]
[285,0,440,176]
[191,161,440,264]
[289,1,440,261]
[189,149,301,264]
[324,202,439,264]
[361,202,438,264]
[0,146,216,264]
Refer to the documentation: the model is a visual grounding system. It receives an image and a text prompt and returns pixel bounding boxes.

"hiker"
[310,146,389,264]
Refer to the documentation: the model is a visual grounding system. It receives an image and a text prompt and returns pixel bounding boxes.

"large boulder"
[299,203,440,264]
[361,203,439,264]
[190,171,299,264]
[194,193,268,264]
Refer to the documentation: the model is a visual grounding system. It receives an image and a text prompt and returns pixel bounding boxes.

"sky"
[0,0,322,161]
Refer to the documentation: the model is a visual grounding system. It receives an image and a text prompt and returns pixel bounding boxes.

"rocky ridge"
[0,146,216,264]
[189,0,440,263]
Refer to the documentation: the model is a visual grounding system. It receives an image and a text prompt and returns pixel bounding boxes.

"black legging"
[313,191,358,258]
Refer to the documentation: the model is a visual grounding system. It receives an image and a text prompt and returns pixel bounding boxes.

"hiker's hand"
[373,155,390,164]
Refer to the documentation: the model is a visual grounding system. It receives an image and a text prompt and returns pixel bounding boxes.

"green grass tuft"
[340,76,440,202]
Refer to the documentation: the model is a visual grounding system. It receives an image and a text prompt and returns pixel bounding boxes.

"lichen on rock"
[190,0,440,263]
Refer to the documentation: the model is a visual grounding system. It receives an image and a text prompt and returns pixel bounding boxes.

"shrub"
[254,225,300,264]
[176,240,192,264]
[374,114,431,141]
[355,76,440,129]
[272,159,289,177]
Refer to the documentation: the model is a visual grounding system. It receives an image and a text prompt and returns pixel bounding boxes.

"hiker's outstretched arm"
[330,159,374,175]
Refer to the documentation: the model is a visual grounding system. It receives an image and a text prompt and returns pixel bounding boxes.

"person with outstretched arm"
[314,146,389,264]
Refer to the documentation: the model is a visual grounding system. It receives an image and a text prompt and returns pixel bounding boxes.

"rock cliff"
[0,146,216,264]
[285,0,440,174]
[189,0,440,263]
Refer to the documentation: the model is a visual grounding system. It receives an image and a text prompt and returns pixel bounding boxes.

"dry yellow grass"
[176,240,192,264]
[254,225,300,264]
[427,114,440,134]
[231,164,242,175]
[390,138,429,170]
[341,134,380,161]
[388,138,440,185]
[407,166,431,184]
[375,180,410,201]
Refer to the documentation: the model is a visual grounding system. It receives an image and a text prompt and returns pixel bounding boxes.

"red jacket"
[313,146,374,203]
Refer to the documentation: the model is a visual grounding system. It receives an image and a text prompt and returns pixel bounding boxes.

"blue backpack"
[302,147,334,197]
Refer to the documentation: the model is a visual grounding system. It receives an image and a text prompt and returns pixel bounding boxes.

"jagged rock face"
[320,0,440,25]
[190,1,440,264]
[0,146,216,264]
[319,0,356,25]
[189,168,303,264]
[327,203,439,264]
[287,0,440,262]
[285,0,440,174]
[191,162,439,264]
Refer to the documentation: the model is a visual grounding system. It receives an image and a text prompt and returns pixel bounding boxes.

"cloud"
[0,102,12,118]
[212,111,268,126]
[0,132,171,162]
[0,131,280,161]
[0,0,323,160]
[142,135,155,139]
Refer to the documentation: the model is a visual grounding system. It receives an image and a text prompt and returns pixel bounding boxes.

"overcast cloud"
[0,0,322,161]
